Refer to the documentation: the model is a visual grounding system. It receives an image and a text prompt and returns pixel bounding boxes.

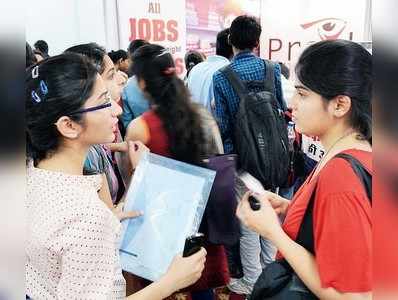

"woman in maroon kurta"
[236,40,372,299]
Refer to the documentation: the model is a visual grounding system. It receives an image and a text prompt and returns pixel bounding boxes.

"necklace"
[313,130,357,177]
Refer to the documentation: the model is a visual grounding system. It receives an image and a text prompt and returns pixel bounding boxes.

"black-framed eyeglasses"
[69,93,112,115]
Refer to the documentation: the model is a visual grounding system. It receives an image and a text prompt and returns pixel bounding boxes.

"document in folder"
[119,153,216,281]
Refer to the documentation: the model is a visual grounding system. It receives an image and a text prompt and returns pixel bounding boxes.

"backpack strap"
[220,61,277,102]
[219,65,248,101]
[264,60,288,111]
[263,60,276,96]
[295,152,372,255]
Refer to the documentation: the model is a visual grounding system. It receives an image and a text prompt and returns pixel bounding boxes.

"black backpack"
[220,60,289,190]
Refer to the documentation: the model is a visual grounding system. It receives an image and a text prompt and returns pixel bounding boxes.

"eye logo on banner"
[261,0,367,65]
[300,18,348,40]
[266,17,354,62]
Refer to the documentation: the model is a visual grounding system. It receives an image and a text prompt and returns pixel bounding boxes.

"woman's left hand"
[236,191,285,242]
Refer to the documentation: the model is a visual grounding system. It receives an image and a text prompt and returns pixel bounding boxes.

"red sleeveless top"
[141,110,171,157]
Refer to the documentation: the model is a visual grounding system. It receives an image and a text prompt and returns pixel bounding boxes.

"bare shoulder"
[126,116,150,144]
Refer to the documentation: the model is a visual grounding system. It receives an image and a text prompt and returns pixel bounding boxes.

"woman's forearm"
[125,276,173,300]
[106,142,127,152]
[126,282,169,300]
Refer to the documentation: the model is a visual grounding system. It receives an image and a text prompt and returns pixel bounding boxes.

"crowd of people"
[26,15,372,300]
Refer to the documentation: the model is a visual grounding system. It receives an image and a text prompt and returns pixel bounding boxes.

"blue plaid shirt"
[213,51,284,154]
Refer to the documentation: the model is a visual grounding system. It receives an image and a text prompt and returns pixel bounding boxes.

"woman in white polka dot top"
[26,53,206,299]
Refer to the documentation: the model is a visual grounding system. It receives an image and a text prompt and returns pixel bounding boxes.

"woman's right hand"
[255,191,290,215]
[160,248,207,295]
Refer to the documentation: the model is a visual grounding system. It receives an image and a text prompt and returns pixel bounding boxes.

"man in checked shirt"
[212,15,286,296]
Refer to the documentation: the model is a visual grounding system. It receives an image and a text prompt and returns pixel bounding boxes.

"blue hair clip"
[31,90,41,103]
[39,80,48,95]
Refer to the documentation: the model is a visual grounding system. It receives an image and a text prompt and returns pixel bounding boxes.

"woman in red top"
[125,44,206,164]
[236,40,372,299]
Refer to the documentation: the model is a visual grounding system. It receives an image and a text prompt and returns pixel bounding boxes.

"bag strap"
[264,60,288,111]
[335,153,372,202]
[263,60,275,96]
[295,153,372,255]
[219,65,248,101]
[295,190,316,254]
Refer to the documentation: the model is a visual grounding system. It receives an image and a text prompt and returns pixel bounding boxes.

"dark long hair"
[131,44,206,165]
[26,53,98,162]
[296,39,372,143]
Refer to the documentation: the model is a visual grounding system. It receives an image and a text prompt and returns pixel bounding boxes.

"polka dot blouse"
[26,162,126,299]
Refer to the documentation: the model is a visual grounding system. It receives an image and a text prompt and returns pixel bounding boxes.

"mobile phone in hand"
[248,195,261,211]
[183,233,205,257]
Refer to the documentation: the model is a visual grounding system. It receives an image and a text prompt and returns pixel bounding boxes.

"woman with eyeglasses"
[65,43,127,209]
[26,53,206,299]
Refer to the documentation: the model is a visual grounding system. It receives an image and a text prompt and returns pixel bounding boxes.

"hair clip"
[163,67,176,75]
[156,49,171,57]
[31,90,41,103]
[39,80,48,95]
[32,66,39,79]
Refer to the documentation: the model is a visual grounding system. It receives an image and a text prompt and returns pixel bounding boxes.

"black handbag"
[200,154,240,246]
[249,153,372,300]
